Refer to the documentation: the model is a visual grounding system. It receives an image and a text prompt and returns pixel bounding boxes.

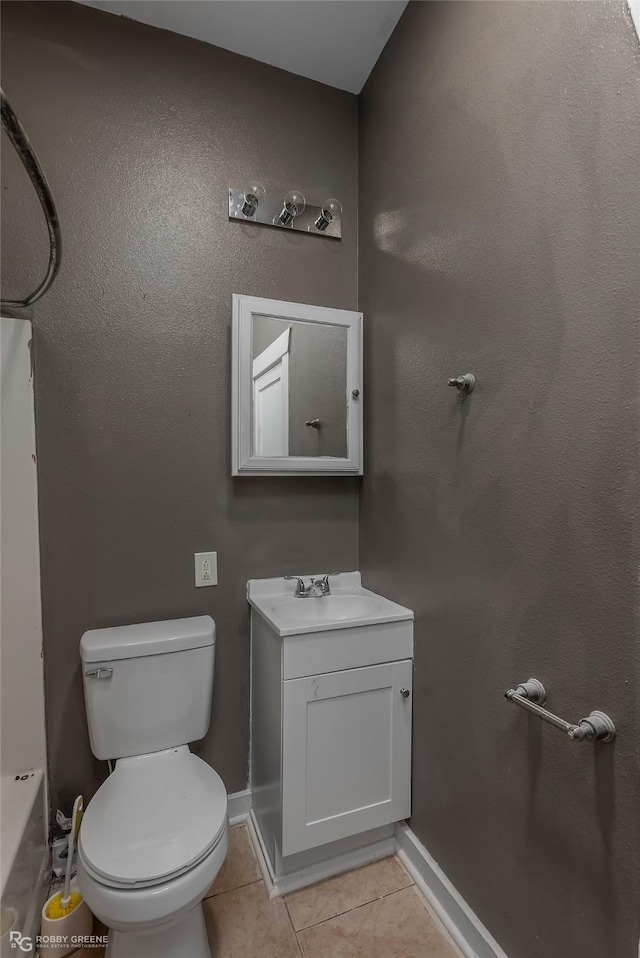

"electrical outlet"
[195,552,217,588]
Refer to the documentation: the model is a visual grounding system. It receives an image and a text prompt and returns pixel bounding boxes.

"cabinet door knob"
[400,688,410,699]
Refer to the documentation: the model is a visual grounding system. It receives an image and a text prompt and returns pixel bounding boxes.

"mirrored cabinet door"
[232,295,363,475]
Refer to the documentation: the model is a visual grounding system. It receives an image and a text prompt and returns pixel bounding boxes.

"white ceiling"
[78,1,408,93]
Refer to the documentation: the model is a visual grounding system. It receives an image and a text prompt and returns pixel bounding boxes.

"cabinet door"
[281,660,412,856]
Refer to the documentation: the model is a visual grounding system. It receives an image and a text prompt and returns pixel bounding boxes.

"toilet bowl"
[77,617,228,958]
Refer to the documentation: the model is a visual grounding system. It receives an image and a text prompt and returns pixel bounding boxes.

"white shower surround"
[0,317,46,778]
[0,318,49,950]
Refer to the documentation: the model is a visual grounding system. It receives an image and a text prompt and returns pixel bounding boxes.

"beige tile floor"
[70,823,459,957]
[202,824,460,958]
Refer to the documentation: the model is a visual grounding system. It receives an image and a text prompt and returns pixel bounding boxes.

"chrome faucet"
[284,573,340,598]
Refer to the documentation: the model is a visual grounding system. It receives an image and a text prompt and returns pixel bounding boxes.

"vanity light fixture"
[315,198,342,232]
[277,190,306,227]
[240,181,266,217]
[229,184,342,239]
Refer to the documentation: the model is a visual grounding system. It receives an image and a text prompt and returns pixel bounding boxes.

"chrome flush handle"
[85,668,113,679]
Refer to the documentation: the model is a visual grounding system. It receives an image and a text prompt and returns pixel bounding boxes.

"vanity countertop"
[247,571,413,636]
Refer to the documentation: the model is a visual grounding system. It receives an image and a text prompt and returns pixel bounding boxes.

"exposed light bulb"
[315,198,342,232]
[277,190,306,227]
[241,181,266,217]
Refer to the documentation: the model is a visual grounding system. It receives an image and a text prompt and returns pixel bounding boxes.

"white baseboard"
[247,808,396,900]
[246,808,276,895]
[227,788,252,825]
[395,822,508,958]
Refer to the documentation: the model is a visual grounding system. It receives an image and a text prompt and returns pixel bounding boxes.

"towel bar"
[504,678,616,743]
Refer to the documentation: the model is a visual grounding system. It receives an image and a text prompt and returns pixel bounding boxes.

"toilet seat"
[78,746,227,889]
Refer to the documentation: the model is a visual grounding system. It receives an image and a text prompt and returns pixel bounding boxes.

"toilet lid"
[78,747,227,887]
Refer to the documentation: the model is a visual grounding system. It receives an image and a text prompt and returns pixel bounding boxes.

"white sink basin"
[247,572,413,636]
[272,594,384,625]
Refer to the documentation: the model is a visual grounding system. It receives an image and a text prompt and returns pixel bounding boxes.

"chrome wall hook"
[305,419,321,429]
[448,373,475,394]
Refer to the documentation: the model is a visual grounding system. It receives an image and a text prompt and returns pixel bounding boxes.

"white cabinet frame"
[232,294,363,475]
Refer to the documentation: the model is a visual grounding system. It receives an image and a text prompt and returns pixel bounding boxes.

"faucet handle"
[320,572,340,593]
[284,575,306,597]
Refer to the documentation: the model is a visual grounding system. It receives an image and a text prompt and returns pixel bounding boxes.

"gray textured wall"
[1,0,358,818]
[359,3,640,957]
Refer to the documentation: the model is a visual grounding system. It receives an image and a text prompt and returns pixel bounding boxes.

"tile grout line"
[283,893,307,957]
[289,878,415,934]
[284,898,305,958]
[202,876,263,901]
[293,885,459,958]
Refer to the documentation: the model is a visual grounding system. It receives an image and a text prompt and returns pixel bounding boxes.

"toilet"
[76,616,228,958]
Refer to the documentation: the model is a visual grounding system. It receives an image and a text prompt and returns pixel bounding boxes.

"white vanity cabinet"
[281,659,412,855]
[248,573,413,872]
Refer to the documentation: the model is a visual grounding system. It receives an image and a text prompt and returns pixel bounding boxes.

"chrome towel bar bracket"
[505,678,616,743]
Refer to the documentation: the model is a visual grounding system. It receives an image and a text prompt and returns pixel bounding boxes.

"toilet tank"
[80,616,215,760]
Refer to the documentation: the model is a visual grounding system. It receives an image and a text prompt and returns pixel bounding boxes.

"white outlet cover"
[195,552,218,588]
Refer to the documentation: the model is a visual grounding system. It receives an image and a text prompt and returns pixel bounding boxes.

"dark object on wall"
[1,88,61,308]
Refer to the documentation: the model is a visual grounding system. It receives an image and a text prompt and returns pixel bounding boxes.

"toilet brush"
[47,795,84,919]
[41,796,93,958]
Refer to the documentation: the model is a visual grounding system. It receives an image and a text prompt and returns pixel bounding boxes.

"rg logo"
[9,932,32,952]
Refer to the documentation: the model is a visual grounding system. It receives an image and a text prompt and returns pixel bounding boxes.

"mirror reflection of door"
[251,316,348,459]
[252,328,290,457]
